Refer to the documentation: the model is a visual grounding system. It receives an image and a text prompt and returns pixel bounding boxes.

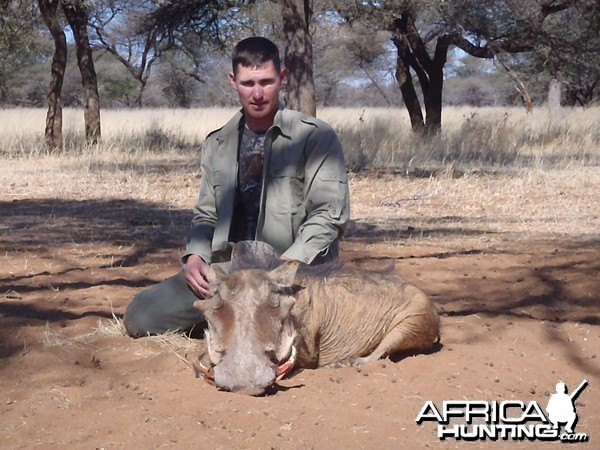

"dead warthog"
[193,242,439,395]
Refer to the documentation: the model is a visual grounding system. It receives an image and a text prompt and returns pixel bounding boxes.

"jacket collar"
[272,104,292,139]
[213,104,292,141]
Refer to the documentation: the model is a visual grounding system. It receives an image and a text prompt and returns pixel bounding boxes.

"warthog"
[193,242,439,395]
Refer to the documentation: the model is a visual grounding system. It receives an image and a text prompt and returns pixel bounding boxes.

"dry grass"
[320,106,600,169]
[42,314,199,358]
[349,168,600,243]
[1,106,598,169]
[42,314,127,348]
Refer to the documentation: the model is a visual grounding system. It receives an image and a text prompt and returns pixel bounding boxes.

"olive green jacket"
[183,106,350,264]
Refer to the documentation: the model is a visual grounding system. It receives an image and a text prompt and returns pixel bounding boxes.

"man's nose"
[252,86,263,98]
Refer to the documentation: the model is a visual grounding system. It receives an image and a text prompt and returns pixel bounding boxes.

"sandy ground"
[1,166,599,449]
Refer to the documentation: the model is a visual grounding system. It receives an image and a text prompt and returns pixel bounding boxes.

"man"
[123,37,350,337]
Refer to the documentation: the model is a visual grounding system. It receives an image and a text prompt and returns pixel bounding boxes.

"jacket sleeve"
[281,125,350,263]
[182,145,217,263]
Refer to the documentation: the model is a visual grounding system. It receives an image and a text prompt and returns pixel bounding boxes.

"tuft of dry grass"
[42,313,127,348]
[94,314,128,337]
[42,314,200,359]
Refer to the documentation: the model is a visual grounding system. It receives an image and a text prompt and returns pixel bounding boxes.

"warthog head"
[193,258,301,396]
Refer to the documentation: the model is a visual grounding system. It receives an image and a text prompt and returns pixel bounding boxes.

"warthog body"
[194,242,439,395]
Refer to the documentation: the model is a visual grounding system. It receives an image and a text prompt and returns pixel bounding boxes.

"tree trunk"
[393,47,425,135]
[62,1,101,144]
[423,76,443,136]
[282,0,316,116]
[38,0,66,150]
[548,78,562,122]
[391,15,449,136]
[422,40,450,136]
[133,82,146,108]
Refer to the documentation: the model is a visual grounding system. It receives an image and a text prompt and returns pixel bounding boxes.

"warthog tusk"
[275,345,297,381]
[193,360,215,385]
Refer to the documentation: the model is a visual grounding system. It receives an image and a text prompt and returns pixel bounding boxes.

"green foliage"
[0,2,51,105]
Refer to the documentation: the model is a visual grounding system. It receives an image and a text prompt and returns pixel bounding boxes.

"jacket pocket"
[268,163,304,213]
[316,172,348,220]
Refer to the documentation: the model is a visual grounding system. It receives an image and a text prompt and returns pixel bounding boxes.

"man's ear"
[228,72,238,91]
[279,67,288,83]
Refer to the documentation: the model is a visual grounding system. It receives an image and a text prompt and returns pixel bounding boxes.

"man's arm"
[183,152,217,264]
[282,125,350,263]
[182,145,219,298]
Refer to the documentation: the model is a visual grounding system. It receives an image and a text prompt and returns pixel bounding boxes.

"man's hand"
[184,254,213,299]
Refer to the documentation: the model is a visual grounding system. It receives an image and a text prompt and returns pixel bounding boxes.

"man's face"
[229,60,286,131]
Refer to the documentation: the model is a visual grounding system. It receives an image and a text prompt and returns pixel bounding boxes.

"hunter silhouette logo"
[416,379,589,442]
[546,380,587,435]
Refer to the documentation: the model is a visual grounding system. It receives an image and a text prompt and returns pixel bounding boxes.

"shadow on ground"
[0,198,192,254]
[1,198,599,372]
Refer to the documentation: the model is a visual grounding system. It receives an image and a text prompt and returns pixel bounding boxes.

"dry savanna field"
[1,106,599,448]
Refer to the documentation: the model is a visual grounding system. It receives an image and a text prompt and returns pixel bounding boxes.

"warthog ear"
[267,260,300,287]
[193,296,223,313]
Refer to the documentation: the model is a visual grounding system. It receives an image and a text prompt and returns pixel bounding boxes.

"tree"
[89,0,165,107]
[312,16,396,106]
[38,0,67,149]
[514,1,600,106]
[62,0,101,143]
[0,1,50,106]
[282,0,315,116]
[334,0,579,135]
[35,0,101,148]
[142,0,320,115]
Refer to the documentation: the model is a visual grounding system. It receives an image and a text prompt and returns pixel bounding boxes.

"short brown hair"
[232,37,281,74]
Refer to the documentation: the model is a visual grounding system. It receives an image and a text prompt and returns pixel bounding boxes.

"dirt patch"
[1,169,599,448]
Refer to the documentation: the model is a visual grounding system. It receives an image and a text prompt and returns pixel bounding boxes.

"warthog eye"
[269,284,303,296]
[268,295,280,308]
[265,347,278,363]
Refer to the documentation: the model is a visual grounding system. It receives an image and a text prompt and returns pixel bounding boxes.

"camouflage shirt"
[229,127,266,242]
